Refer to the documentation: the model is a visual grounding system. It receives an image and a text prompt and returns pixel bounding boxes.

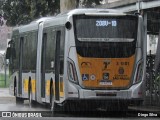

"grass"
[0,73,10,88]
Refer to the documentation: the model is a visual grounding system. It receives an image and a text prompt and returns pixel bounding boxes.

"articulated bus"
[6,9,146,111]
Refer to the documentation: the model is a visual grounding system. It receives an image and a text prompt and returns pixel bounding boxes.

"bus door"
[41,33,47,98]
[36,22,44,102]
[18,37,24,95]
[55,29,64,101]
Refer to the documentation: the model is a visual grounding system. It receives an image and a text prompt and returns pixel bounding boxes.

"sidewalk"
[0,88,15,104]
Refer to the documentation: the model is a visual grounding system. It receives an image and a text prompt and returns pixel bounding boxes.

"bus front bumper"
[78,82,144,100]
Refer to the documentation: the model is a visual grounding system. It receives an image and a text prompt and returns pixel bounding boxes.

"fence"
[145,54,160,106]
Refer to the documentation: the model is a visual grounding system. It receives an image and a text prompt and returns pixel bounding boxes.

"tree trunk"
[60,0,77,13]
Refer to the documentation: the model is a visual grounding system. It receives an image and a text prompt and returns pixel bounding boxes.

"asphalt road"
[0,102,49,111]
[0,101,160,119]
[0,88,159,119]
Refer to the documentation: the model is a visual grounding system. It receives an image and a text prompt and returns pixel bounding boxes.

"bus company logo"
[103,60,111,71]
[81,62,92,68]
[118,67,124,75]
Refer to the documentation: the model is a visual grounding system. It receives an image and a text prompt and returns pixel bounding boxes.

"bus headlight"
[67,59,79,84]
[134,60,143,84]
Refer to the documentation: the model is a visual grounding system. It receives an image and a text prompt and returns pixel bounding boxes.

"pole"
[138,0,141,13]
[4,54,6,87]
[144,11,148,105]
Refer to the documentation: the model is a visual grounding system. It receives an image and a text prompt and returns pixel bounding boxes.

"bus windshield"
[73,15,138,42]
[73,15,138,58]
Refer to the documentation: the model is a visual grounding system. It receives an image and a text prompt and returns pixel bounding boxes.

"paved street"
[0,88,49,111]
[0,88,160,119]
[0,88,15,104]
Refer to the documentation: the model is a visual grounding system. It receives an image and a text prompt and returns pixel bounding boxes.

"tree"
[60,0,103,12]
[2,0,103,26]
[25,0,60,19]
[80,0,103,7]
[0,16,4,26]
[60,0,78,13]
[3,0,32,26]
[3,0,60,26]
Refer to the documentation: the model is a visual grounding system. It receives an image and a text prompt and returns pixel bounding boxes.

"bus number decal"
[96,20,117,27]
[96,20,108,27]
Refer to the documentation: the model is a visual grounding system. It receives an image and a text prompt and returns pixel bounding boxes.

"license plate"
[100,81,112,85]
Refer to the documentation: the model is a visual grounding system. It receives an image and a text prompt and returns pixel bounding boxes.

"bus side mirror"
[65,22,72,30]
[6,47,11,59]
[6,47,16,59]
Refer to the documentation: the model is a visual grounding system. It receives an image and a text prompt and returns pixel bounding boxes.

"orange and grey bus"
[6,9,146,111]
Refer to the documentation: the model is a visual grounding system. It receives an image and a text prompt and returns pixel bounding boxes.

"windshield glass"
[74,15,138,42]
[73,15,138,58]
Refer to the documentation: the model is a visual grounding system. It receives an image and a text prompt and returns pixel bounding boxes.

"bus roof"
[12,8,126,33]
[58,8,125,16]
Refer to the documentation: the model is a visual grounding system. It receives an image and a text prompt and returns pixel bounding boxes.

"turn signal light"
[134,60,143,84]
[67,58,78,84]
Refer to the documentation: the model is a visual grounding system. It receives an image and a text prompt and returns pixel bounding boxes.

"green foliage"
[0,16,4,26]
[3,0,60,26]
[81,0,103,7]
[156,75,160,83]
[2,0,102,26]
[3,0,31,26]
[0,73,9,88]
